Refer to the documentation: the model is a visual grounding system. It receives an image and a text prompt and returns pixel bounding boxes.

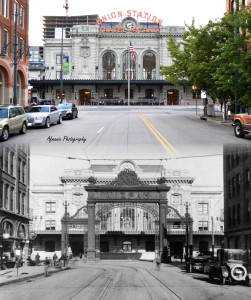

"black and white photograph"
[1,1,251,299]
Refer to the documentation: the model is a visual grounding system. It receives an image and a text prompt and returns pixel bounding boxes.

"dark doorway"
[70,241,83,257]
[79,89,91,105]
[199,241,209,254]
[145,241,155,252]
[170,241,183,259]
[100,241,109,252]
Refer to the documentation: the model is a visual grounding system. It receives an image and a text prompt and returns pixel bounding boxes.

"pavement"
[196,110,233,126]
[0,263,71,287]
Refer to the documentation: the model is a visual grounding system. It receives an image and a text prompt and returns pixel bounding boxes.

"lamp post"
[0,6,30,105]
[184,202,193,272]
[63,201,69,256]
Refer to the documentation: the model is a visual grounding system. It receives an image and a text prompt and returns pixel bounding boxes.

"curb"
[0,267,70,287]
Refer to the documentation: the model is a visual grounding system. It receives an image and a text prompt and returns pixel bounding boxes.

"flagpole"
[128,47,130,107]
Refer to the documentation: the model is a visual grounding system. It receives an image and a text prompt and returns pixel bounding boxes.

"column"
[159,199,167,261]
[87,202,96,260]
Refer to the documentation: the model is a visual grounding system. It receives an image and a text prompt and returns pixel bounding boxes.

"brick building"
[0,144,30,269]
[223,144,251,255]
[0,0,29,106]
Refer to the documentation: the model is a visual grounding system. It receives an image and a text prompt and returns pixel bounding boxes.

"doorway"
[79,89,91,105]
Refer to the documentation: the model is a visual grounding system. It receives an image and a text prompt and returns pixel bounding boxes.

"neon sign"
[96,10,163,26]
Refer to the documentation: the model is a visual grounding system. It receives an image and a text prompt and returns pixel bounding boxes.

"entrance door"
[79,89,91,105]
[100,241,109,252]
[70,241,83,257]
[167,89,179,105]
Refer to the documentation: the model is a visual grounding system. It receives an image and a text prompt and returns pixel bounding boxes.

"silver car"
[26,105,62,128]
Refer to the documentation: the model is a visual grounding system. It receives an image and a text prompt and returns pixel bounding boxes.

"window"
[102,51,116,79]
[3,30,8,55]
[122,52,136,80]
[19,38,24,60]
[232,177,236,197]
[45,202,56,213]
[198,221,208,231]
[14,1,19,23]
[198,203,208,214]
[45,220,56,230]
[232,205,236,226]
[143,52,156,79]
[228,207,231,227]
[236,203,240,225]
[245,199,251,223]
[228,180,232,198]
[236,174,241,194]
[104,89,113,99]
[20,6,24,28]
[4,0,9,18]
[56,54,62,64]
[10,187,14,211]
[246,168,250,188]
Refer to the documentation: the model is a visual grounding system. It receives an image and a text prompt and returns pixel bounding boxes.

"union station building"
[30,160,224,261]
[29,11,193,105]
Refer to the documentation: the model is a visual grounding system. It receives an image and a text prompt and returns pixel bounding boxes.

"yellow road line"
[140,115,179,156]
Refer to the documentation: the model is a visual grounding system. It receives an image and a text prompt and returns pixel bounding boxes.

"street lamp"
[63,201,69,256]
[184,202,193,272]
[0,6,31,105]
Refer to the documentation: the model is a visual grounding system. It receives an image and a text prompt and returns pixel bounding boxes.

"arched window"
[17,224,26,238]
[102,52,116,79]
[143,52,156,80]
[122,52,136,80]
[3,221,14,236]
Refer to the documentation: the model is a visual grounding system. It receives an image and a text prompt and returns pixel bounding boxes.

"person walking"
[44,257,50,277]
[53,253,58,266]
[156,252,161,271]
[35,253,40,266]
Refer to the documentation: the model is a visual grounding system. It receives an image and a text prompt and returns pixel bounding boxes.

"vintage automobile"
[57,103,78,119]
[232,113,251,138]
[26,105,62,128]
[208,249,251,286]
[191,251,214,273]
[0,105,27,141]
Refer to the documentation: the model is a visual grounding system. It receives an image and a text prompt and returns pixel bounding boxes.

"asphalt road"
[1,260,251,300]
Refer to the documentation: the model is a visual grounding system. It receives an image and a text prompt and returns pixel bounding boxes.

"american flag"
[130,41,136,63]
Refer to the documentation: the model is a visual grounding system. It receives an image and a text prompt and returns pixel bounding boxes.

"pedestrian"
[35,253,40,266]
[44,257,50,277]
[53,253,58,266]
[156,253,161,271]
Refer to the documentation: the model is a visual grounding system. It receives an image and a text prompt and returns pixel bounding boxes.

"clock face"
[123,20,136,30]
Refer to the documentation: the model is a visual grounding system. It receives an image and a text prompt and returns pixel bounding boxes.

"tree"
[161,3,251,116]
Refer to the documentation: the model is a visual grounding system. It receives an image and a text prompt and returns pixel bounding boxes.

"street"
[1,260,251,300]
[5,106,250,159]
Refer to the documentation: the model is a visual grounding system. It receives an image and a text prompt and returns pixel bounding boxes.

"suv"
[0,105,27,141]
[232,113,251,138]
[208,249,251,286]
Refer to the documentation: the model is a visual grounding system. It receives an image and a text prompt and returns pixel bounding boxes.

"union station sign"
[96,10,163,33]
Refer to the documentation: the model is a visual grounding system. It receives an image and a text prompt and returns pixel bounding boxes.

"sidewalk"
[196,110,233,127]
[0,264,70,287]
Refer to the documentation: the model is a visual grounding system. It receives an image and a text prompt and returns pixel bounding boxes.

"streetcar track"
[69,267,117,300]
[103,263,183,300]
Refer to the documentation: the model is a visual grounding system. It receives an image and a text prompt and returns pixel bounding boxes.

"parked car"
[26,105,62,128]
[208,248,251,286]
[232,113,251,138]
[57,103,78,119]
[191,251,214,273]
[38,99,55,105]
[0,105,27,141]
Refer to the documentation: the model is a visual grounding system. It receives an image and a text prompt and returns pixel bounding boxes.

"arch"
[167,89,179,105]
[122,51,136,80]
[2,220,14,237]
[17,223,26,238]
[102,51,116,79]
[142,51,156,80]
[0,62,11,87]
